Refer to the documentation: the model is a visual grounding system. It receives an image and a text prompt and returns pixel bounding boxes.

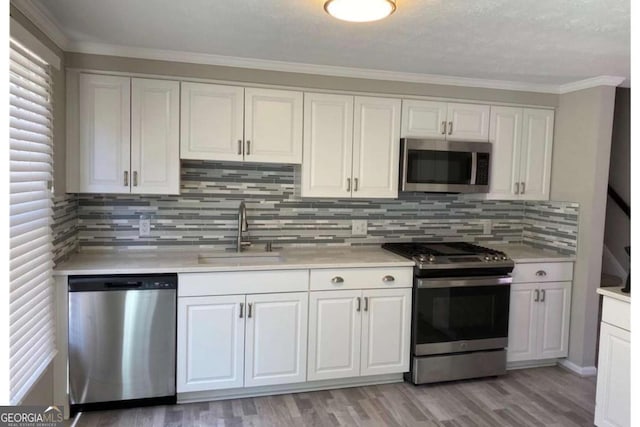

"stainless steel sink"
[198,252,282,264]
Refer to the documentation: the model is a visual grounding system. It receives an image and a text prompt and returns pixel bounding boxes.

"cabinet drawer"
[511,262,573,283]
[178,270,309,296]
[310,267,412,290]
[602,296,630,331]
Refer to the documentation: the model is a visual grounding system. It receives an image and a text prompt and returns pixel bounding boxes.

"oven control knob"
[501,255,508,260]
[493,256,500,261]
[428,254,436,262]
[484,255,491,261]
[418,255,427,262]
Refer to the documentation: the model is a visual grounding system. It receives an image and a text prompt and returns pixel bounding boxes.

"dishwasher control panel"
[69,273,177,292]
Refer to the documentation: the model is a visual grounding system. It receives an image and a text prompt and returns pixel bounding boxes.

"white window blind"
[9,39,56,405]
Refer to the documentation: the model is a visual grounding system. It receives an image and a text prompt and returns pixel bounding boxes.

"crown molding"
[556,76,627,94]
[68,41,568,93]
[10,0,69,50]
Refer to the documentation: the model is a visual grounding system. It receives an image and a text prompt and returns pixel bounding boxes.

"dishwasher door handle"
[105,282,143,289]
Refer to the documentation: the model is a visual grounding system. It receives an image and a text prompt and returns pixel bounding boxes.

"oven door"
[400,138,490,193]
[412,276,510,356]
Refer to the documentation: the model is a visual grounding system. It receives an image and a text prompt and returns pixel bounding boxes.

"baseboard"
[558,359,597,377]
[177,373,403,404]
[507,360,558,370]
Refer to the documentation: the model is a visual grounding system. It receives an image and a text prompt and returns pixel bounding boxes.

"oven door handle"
[416,276,512,288]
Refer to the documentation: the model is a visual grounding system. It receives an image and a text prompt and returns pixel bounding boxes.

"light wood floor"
[70,366,596,427]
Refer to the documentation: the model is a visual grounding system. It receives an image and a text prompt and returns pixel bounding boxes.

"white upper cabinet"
[244,88,303,164]
[76,74,180,194]
[446,103,490,141]
[519,108,554,200]
[180,82,244,162]
[301,93,401,199]
[401,100,447,138]
[244,292,308,387]
[78,74,131,193]
[180,85,302,164]
[488,107,554,200]
[352,97,401,199]
[400,100,489,141]
[302,93,354,198]
[131,78,180,195]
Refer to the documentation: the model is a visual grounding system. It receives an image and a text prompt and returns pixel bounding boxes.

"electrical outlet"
[352,220,367,236]
[139,218,151,237]
[481,220,492,235]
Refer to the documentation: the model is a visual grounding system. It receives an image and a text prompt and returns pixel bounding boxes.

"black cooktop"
[381,241,505,258]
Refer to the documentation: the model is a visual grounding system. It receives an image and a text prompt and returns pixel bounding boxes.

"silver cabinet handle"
[354,177,358,192]
[133,171,138,186]
[534,289,540,302]
[124,171,129,186]
[514,182,520,195]
[536,270,547,277]
[382,275,395,283]
[246,140,251,155]
[239,302,244,318]
[540,289,546,302]
[441,121,446,135]
[364,296,369,312]
[346,177,351,192]
[238,139,242,155]
[248,303,252,318]
[331,276,344,284]
[448,121,453,135]
[521,182,525,194]
[356,297,361,312]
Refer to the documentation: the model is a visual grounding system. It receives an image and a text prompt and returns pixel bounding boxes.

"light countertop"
[597,286,631,303]
[53,246,415,276]
[490,243,576,263]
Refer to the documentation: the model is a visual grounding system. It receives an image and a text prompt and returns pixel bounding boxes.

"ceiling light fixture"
[324,0,396,22]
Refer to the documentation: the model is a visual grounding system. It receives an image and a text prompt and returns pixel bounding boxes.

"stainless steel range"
[381,242,514,384]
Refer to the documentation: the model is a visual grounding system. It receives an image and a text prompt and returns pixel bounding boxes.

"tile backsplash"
[52,160,579,264]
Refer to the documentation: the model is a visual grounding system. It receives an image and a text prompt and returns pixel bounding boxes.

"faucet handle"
[240,241,252,248]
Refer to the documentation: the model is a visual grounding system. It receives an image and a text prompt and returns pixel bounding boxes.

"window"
[8,39,56,405]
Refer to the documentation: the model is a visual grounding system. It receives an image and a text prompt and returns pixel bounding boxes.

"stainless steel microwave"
[399,138,491,193]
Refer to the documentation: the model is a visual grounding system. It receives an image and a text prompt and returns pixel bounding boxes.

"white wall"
[551,86,617,369]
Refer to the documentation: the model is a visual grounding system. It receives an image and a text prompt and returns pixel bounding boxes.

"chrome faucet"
[237,201,251,252]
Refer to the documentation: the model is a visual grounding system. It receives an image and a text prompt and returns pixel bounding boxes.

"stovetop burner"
[381,241,514,274]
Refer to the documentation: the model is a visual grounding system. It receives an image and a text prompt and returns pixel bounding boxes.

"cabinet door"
[180,82,244,161]
[177,295,245,393]
[245,292,308,387]
[352,96,402,199]
[360,288,411,376]
[446,103,490,141]
[507,283,539,362]
[301,93,354,198]
[594,322,630,427]
[400,100,447,138]
[488,107,523,200]
[131,78,180,194]
[537,282,571,359]
[244,88,303,164]
[519,109,554,200]
[78,74,131,193]
[308,290,361,381]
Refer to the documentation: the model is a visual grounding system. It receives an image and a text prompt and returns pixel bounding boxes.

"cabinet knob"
[441,121,446,135]
[448,121,453,135]
[521,182,526,194]
[346,178,351,192]
[536,270,547,277]
[331,276,344,284]
[124,171,129,186]
[238,140,242,155]
[133,171,138,187]
[246,140,251,155]
[382,275,395,283]
[514,182,520,195]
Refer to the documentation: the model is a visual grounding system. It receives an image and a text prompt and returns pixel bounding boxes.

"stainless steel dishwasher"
[68,274,177,413]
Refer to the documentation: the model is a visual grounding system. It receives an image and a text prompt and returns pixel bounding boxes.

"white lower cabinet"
[177,295,245,392]
[244,292,308,387]
[308,288,411,381]
[177,292,308,392]
[507,281,571,362]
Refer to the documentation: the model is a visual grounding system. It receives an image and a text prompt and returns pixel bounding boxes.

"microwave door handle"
[470,152,478,185]
[401,140,409,191]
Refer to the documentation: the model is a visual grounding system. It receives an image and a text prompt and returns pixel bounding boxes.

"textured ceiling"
[33,0,629,86]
